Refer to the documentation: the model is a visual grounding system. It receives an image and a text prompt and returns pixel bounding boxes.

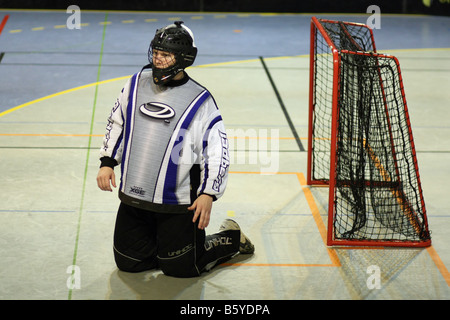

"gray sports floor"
[0,9,449,300]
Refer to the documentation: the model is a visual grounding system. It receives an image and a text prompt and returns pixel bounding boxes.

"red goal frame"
[306,17,431,247]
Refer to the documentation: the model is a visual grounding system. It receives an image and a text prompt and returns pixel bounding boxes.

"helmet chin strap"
[152,64,183,85]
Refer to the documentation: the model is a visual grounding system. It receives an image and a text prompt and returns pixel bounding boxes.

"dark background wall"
[0,0,449,15]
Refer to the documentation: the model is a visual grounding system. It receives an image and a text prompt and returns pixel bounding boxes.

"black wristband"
[100,156,118,169]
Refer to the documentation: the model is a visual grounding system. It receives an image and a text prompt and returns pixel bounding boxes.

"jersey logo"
[139,102,175,120]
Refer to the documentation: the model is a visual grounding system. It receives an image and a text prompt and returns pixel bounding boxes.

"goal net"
[307,17,431,247]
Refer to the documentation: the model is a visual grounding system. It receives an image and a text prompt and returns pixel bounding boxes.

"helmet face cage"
[148,21,197,84]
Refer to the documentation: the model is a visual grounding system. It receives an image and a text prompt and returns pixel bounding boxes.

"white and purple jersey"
[100,67,229,213]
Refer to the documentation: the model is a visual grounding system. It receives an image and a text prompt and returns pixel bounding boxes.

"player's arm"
[191,99,229,229]
[97,79,131,191]
[198,108,229,201]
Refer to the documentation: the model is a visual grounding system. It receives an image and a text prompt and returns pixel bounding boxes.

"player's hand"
[97,167,116,192]
[188,194,213,230]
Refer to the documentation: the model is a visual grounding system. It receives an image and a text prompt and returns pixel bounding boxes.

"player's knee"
[158,254,200,278]
[114,247,157,273]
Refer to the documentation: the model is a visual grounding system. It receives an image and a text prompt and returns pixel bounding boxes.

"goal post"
[307,17,431,247]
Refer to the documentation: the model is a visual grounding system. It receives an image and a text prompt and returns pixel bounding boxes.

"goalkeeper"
[96,21,254,278]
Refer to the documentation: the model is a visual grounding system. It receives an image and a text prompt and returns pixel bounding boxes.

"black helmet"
[148,21,197,84]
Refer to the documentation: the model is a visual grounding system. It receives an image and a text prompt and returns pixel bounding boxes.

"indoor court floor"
[0,9,449,300]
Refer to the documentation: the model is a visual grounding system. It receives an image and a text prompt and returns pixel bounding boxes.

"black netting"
[310,19,430,244]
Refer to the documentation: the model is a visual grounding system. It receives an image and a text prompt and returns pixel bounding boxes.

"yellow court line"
[4,11,447,37]
[0,54,308,118]
[297,172,341,266]
[0,76,129,118]
[2,49,442,118]
[221,263,336,267]
[0,9,431,17]
[427,246,450,287]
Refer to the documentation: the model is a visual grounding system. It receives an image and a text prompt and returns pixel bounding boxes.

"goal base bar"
[327,239,431,248]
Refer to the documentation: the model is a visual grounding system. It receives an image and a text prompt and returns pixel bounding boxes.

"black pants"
[113,202,240,278]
